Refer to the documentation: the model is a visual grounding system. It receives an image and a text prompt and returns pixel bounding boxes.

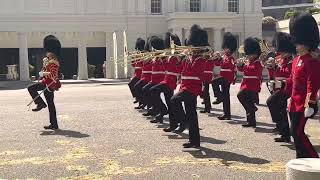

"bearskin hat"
[222,32,237,53]
[187,24,209,47]
[244,37,261,56]
[272,32,296,54]
[289,12,319,51]
[150,36,165,50]
[164,32,181,48]
[135,38,145,51]
[43,35,61,57]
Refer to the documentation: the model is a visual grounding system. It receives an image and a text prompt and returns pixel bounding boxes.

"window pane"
[190,0,201,12]
[228,0,239,13]
[151,0,162,14]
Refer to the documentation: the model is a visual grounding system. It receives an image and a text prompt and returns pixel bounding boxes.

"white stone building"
[0,0,263,81]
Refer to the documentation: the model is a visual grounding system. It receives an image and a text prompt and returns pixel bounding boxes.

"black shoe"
[150,119,158,123]
[44,124,59,130]
[218,115,231,120]
[212,100,222,105]
[163,126,178,132]
[174,126,186,133]
[133,100,139,104]
[272,127,278,133]
[183,142,200,148]
[274,137,291,143]
[134,104,145,109]
[242,123,256,128]
[200,109,210,113]
[143,111,152,116]
[155,114,164,123]
[32,103,47,112]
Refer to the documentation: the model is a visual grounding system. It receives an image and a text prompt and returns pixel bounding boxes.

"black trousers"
[266,91,290,138]
[212,77,231,117]
[289,112,319,158]
[171,90,200,145]
[28,83,58,127]
[142,83,155,109]
[133,80,147,104]
[128,77,140,98]
[237,89,257,125]
[150,84,173,117]
[202,82,212,111]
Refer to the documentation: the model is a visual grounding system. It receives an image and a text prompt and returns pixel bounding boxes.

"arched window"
[151,0,162,14]
[228,0,239,13]
[190,0,201,12]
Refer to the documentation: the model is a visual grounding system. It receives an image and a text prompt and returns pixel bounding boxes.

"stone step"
[0,74,7,81]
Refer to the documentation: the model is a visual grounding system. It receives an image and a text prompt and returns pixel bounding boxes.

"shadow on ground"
[184,146,270,165]
[164,133,227,145]
[40,129,90,138]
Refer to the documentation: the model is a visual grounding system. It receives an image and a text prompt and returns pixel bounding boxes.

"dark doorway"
[0,48,19,74]
[87,47,106,78]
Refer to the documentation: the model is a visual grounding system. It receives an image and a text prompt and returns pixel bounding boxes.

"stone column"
[213,28,222,52]
[105,32,115,79]
[77,32,88,80]
[116,31,125,79]
[18,32,30,81]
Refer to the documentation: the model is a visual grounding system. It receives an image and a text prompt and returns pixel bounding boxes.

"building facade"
[0,0,263,80]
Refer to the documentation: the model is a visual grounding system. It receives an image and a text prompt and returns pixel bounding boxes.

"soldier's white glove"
[305,107,315,118]
[39,71,44,77]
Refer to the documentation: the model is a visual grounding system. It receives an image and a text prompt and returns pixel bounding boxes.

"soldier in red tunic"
[200,55,215,114]
[128,38,145,104]
[237,37,263,128]
[170,25,207,148]
[211,32,237,120]
[27,35,61,130]
[266,32,295,143]
[285,13,320,158]
[149,32,182,124]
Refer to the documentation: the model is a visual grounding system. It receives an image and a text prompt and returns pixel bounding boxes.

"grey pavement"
[0,81,319,180]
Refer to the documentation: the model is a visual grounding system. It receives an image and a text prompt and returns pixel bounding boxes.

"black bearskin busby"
[164,32,181,48]
[244,37,261,56]
[150,36,165,50]
[187,24,209,47]
[135,38,145,51]
[222,32,237,53]
[272,32,296,54]
[43,35,61,57]
[289,12,320,51]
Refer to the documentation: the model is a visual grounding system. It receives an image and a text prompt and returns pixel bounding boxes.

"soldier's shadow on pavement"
[184,146,270,165]
[227,119,275,128]
[40,129,90,138]
[165,133,227,145]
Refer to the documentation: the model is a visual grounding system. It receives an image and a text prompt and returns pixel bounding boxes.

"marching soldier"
[170,25,207,148]
[128,38,145,104]
[285,13,319,158]
[27,35,62,130]
[149,32,182,124]
[237,37,263,128]
[200,54,215,114]
[211,32,237,120]
[266,32,295,143]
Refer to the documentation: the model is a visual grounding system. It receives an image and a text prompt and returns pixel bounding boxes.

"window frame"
[228,0,239,13]
[151,0,162,14]
[190,0,201,12]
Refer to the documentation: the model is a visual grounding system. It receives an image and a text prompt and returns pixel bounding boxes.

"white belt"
[135,67,142,69]
[166,71,180,76]
[142,71,152,74]
[243,76,259,79]
[220,69,233,72]
[204,71,213,74]
[275,77,287,81]
[152,71,166,75]
[181,76,200,80]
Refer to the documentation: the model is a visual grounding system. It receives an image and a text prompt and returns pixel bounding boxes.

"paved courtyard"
[0,80,319,180]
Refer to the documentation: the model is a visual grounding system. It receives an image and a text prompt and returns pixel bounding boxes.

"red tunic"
[150,57,166,84]
[132,60,143,79]
[140,61,153,83]
[215,53,236,84]
[202,59,215,83]
[268,56,292,94]
[160,56,182,90]
[287,54,315,112]
[306,58,320,104]
[179,56,205,96]
[41,59,61,91]
[238,58,263,93]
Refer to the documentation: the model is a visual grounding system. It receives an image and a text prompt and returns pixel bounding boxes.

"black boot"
[212,99,222,105]
[242,123,256,128]
[183,142,200,148]
[44,124,59,130]
[218,115,231,120]
[32,103,47,112]
[200,109,210,113]
[274,136,291,143]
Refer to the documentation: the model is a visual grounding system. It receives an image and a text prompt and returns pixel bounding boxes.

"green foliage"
[88,64,96,78]
[284,7,320,19]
